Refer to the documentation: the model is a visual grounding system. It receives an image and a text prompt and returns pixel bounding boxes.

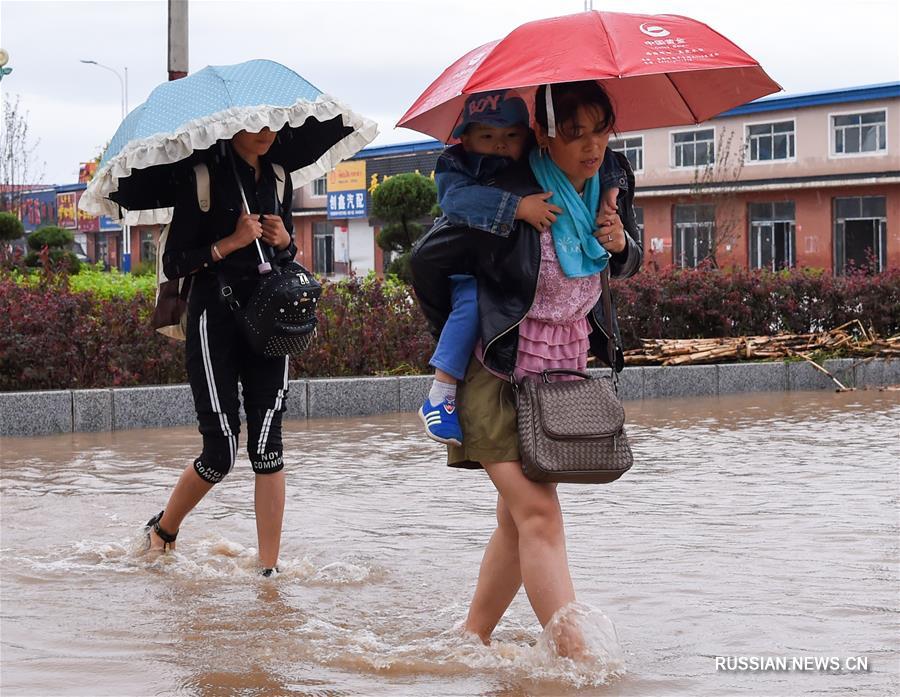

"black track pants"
[185,286,289,484]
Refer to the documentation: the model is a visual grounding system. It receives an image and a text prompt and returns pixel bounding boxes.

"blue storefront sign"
[327,189,367,220]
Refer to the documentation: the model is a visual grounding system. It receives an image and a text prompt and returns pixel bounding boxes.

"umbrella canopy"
[81,59,378,224]
[398,11,781,142]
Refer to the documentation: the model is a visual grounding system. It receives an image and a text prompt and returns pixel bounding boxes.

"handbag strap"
[600,266,618,376]
[540,369,591,382]
[512,268,619,391]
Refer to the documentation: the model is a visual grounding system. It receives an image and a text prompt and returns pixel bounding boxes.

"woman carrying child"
[411,80,642,654]
[418,89,626,446]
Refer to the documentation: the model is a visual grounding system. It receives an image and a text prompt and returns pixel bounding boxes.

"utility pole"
[168,0,188,81]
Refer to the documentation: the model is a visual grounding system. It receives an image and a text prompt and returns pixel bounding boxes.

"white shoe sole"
[418,407,462,447]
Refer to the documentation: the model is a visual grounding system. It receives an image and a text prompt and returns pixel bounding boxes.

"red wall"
[634,183,899,271]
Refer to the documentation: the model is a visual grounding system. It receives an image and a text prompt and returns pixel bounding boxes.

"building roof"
[351,139,443,159]
[353,141,444,181]
[717,82,900,118]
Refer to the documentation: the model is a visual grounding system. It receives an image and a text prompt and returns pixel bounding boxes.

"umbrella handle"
[228,144,272,275]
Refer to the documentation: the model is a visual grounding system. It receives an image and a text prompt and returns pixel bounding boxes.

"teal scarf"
[528,148,609,278]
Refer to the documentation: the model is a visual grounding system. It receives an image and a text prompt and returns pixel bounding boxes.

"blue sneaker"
[419,396,463,446]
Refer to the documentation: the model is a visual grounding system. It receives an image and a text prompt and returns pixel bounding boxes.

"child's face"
[460,123,529,160]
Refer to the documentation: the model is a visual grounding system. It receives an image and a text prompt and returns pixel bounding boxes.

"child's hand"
[516,192,562,232]
[600,186,619,218]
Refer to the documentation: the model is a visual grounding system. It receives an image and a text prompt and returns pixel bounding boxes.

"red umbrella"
[398,10,781,142]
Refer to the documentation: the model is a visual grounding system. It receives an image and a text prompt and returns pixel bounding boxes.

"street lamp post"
[80,59,131,271]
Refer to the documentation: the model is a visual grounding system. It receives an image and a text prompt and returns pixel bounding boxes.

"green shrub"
[0,212,25,242]
[68,267,156,300]
[27,226,74,251]
[131,260,157,276]
[24,249,82,274]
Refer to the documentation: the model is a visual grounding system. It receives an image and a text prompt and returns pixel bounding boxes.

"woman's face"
[232,127,278,157]
[539,104,611,190]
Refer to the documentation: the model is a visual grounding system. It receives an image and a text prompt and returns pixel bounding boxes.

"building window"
[673,204,715,268]
[609,136,643,172]
[140,230,157,265]
[833,196,887,274]
[96,234,110,270]
[832,111,887,155]
[313,221,334,275]
[312,176,327,196]
[746,121,795,162]
[672,129,715,168]
[633,205,644,248]
[749,202,795,270]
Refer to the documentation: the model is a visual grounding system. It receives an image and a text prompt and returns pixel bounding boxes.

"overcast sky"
[1,0,898,185]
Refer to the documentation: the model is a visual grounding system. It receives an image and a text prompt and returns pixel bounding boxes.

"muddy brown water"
[1,390,898,696]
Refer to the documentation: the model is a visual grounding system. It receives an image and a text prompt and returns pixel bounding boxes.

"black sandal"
[145,510,179,551]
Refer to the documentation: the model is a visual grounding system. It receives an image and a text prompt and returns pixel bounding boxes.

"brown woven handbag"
[514,268,633,484]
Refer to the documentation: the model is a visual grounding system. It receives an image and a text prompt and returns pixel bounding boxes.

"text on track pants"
[185,287,289,483]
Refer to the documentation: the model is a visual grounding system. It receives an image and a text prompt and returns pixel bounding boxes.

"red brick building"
[613,82,899,273]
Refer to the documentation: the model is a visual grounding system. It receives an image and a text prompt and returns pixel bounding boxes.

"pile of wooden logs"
[623,321,900,367]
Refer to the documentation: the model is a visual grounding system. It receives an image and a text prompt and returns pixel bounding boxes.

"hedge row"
[1,266,897,391]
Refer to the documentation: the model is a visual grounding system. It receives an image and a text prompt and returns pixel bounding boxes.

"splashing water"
[1,392,897,696]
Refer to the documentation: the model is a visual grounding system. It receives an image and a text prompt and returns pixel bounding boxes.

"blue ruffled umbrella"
[80,59,378,224]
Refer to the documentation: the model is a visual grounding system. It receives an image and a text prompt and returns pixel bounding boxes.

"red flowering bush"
[291,273,433,377]
[0,273,186,390]
[2,265,897,391]
[0,271,434,391]
[613,265,900,349]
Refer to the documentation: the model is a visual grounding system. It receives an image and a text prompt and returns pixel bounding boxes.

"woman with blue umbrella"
[81,60,377,575]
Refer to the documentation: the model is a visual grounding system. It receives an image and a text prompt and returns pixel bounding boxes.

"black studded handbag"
[217,149,321,357]
[219,261,321,357]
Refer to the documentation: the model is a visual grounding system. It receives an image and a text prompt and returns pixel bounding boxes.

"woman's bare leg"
[480,461,575,628]
[148,466,215,551]
[254,470,286,569]
[464,496,523,642]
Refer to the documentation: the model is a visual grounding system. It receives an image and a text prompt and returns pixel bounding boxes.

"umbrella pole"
[228,145,272,275]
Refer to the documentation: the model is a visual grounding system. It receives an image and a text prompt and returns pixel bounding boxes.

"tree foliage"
[26,225,74,251]
[688,128,748,268]
[371,172,437,281]
[0,211,24,242]
[1,94,45,213]
[24,226,80,273]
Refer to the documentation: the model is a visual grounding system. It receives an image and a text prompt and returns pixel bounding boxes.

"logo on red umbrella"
[639,22,670,37]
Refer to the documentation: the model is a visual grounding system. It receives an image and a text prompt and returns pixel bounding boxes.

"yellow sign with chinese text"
[327,160,366,192]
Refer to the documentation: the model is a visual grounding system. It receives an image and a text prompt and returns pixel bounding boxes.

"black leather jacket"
[410,150,643,375]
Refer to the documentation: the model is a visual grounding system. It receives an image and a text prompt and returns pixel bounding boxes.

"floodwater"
[1,390,898,697]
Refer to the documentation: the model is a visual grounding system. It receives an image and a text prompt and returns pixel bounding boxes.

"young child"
[419,89,626,446]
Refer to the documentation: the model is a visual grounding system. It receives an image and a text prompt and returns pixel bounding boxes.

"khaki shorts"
[448,358,520,469]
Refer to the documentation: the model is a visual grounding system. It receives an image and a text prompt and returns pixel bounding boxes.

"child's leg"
[420,274,478,445]
[429,274,479,381]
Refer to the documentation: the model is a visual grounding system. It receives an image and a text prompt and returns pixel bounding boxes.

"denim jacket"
[435,143,628,238]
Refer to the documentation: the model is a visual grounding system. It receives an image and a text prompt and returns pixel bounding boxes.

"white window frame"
[672,204,716,268]
[828,108,889,159]
[608,134,644,173]
[743,118,797,165]
[311,176,328,197]
[748,202,796,270]
[669,126,716,170]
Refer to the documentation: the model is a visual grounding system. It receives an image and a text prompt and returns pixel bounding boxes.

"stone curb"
[1,359,897,438]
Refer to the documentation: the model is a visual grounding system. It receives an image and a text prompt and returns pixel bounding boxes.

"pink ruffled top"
[514,230,603,381]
